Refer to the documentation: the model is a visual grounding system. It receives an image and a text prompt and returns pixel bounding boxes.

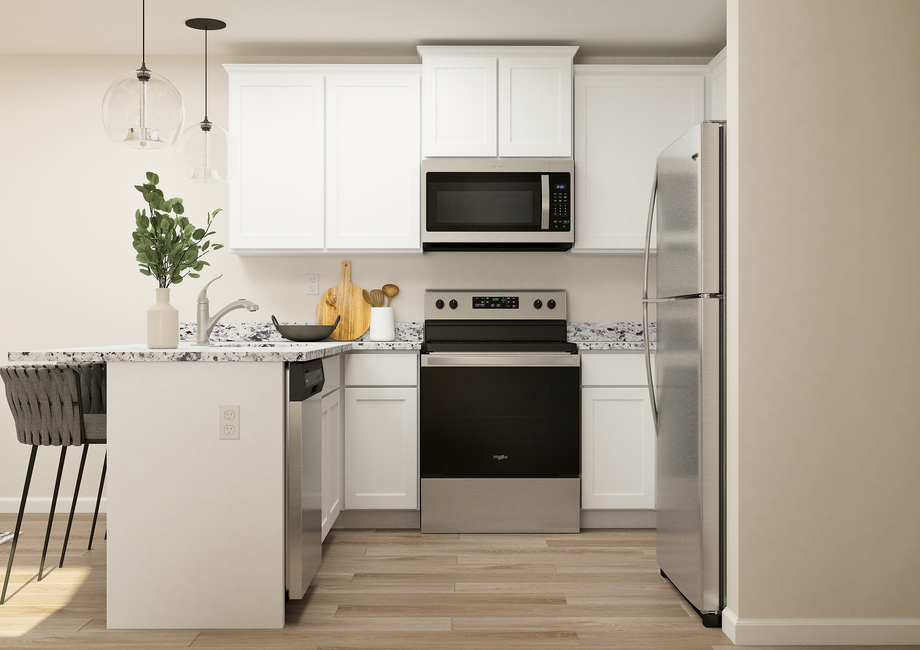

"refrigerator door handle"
[643,164,660,436]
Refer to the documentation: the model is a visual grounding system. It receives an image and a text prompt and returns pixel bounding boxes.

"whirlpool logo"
[493,454,509,461]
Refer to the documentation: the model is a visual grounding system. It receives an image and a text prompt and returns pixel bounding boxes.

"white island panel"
[106,361,286,629]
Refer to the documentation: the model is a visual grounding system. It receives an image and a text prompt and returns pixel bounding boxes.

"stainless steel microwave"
[422,159,574,252]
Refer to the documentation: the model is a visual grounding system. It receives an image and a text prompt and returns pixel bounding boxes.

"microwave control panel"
[549,173,571,232]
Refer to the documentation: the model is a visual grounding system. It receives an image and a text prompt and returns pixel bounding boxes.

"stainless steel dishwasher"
[286,360,324,599]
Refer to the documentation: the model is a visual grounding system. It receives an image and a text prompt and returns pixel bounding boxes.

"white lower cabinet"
[581,354,656,509]
[342,352,419,511]
[321,390,342,540]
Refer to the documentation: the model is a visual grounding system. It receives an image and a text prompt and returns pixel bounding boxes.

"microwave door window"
[427,174,543,232]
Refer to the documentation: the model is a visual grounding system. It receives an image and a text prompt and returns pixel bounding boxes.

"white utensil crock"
[369,307,395,342]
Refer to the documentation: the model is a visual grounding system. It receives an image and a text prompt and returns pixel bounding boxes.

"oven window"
[420,365,580,477]
[426,173,543,231]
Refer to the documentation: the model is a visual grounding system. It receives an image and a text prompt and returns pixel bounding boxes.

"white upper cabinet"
[421,54,497,157]
[499,54,574,157]
[419,46,577,158]
[228,69,325,251]
[573,67,705,253]
[325,73,420,250]
[225,65,421,254]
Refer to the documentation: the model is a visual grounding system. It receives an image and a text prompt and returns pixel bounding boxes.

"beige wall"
[731,0,920,623]
[0,54,652,507]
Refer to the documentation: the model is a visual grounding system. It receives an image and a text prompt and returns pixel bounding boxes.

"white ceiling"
[0,0,726,59]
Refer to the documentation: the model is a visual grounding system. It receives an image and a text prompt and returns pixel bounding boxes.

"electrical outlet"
[220,405,240,440]
[306,273,319,295]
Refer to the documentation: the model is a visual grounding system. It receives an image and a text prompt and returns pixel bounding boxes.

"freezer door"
[656,121,723,298]
[655,297,722,615]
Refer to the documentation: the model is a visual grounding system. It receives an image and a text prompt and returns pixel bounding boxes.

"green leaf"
[192,228,205,240]
[172,276,183,284]
[212,244,224,250]
[202,241,209,251]
[211,208,222,216]
[189,273,200,278]
[174,202,185,215]
[146,172,159,184]
[139,268,152,276]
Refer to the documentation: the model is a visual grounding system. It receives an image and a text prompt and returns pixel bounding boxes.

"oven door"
[420,354,580,478]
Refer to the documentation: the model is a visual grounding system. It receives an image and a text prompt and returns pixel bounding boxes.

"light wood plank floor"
[0,514,864,649]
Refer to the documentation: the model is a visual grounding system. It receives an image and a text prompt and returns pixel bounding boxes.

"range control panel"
[426,290,566,320]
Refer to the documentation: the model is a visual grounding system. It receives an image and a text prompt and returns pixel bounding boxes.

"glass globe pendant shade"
[175,120,239,183]
[102,69,184,148]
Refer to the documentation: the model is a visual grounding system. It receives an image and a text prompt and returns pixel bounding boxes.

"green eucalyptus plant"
[132,172,224,288]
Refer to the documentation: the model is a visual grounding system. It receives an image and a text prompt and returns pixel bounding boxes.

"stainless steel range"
[420,289,580,533]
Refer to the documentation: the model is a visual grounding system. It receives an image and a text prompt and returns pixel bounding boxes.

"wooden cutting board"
[316,261,371,341]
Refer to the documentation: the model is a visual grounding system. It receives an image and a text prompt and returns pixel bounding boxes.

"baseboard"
[722,607,920,645]
[333,510,420,529]
[580,509,656,529]
[0,496,107,515]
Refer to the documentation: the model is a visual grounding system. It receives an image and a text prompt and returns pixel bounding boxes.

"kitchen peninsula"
[10,341,352,629]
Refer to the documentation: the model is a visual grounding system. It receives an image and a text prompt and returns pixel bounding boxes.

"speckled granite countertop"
[7,321,654,363]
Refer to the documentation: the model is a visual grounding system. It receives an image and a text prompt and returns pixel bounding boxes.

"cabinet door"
[321,390,342,540]
[582,386,656,509]
[498,56,573,157]
[422,55,497,157]
[228,70,325,252]
[326,73,421,250]
[573,74,704,252]
[344,387,418,510]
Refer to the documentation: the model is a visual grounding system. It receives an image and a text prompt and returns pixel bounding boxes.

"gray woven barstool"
[0,363,107,605]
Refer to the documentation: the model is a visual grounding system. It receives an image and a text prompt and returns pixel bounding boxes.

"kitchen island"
[9,342,351,629]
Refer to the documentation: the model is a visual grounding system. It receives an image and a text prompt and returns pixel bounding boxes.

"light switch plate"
[219,405,240,440]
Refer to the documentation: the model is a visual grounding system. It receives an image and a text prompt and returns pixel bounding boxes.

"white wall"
[726,0,920,644]
[0,54,653,508]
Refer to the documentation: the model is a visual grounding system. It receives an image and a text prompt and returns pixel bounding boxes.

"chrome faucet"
[194,275,259,346]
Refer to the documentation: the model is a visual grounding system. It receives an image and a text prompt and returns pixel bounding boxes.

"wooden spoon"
[362,289,374,306]
[370,289,386,307]
[382,284,400,307]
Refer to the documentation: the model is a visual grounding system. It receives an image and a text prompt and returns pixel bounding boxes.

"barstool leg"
[2,446,37,605]
[88,452,106,550]
[60,445,89,568]
[38,447,67,582]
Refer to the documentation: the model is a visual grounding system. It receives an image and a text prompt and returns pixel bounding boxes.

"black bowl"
[271,315,340,342]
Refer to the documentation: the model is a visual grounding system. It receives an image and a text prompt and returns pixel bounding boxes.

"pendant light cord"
[141,0,146,69]
[203,28,208,122]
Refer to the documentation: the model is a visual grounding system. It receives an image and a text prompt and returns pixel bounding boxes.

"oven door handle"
[541,174,550,230]
[421,354,580,368]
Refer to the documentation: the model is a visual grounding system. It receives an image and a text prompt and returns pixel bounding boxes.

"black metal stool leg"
[2,446,37,605]
[60,445,89,568]
[88,452,106,550]
[38,447,67,582]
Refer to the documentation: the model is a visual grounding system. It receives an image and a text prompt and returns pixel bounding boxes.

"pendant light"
[102,0,184,148]
[174,18,238,183]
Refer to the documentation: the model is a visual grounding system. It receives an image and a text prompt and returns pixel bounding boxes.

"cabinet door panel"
[499,56,573,157]
[582,387,656,509]
[422,56,497,157]
[229,72,325,251]
[321,390,342,540]
[326,74,421,250]
[344,387,418,510]
[574,74,703,252]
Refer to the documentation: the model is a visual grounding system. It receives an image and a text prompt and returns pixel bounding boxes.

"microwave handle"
[541,175,550,230]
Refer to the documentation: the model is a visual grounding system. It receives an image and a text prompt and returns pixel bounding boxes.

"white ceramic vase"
[369,307,395,342]
[147,287,179,349]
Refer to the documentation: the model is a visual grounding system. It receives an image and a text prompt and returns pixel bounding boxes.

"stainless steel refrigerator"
[642,120,725,628]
